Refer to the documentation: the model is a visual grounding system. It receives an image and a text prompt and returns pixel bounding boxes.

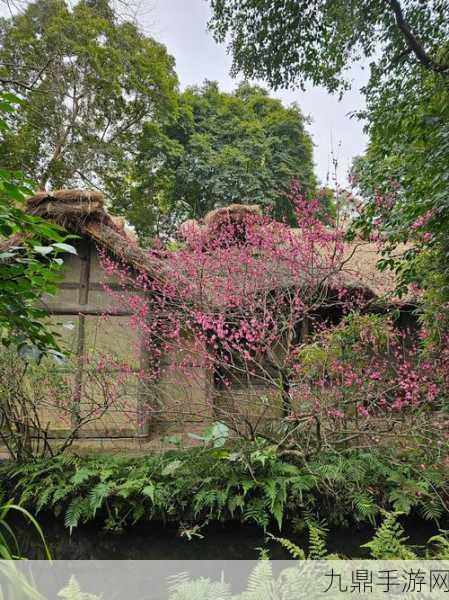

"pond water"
[13,514,440,560]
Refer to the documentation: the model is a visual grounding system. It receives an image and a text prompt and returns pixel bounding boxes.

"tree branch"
[0,77,34,91]
[387,0,449,75]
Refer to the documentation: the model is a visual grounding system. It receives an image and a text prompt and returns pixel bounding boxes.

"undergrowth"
[272,511,449,560]
[1,442,448,533]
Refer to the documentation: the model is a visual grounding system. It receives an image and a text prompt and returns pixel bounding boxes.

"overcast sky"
[1,0,368,186]
[145,0,368,187]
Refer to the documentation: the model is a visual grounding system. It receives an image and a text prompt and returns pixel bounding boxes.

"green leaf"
[142,482,155,502]
[161,460,182,476]
[34,246,54,256]
[52,243,77,255]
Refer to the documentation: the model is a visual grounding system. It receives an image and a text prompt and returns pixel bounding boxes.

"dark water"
[12,514,441,560]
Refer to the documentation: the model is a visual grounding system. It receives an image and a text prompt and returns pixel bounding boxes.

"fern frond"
[88,482,112,515]
[268,534,306,560]
[426,533,449,559]
[307,524,328,560]
[64,497,86,533]
[362,511,417,559]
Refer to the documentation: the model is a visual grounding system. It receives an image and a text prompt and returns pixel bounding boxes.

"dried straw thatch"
[25,189,157,274]
[178,204,416,305]
[11,192,415,306]
[341,241,412,301]
[204,204,262,228]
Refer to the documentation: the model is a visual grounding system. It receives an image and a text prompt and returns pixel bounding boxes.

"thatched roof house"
[0,189,417,452]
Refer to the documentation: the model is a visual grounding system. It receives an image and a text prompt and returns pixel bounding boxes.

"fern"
[64,497,86,533]
[352,491,378,523]
[243,498,270,529]
[240,560,274,599]
[307,523,329,560]
[362,511,417,559]
[167,572,231,600]
[58,575,101,600]
[426,533,449,559]
[3,444,449,537]
[58,576,85,600]
[267,534,306,560]
[88,482,112,515]
[35,486,53,513]
[264,478,287,530]
[193,489,223,517]
[52,485,76,506]
[70,467,96,486]
[419,496,444,521]
[227,493,245,516]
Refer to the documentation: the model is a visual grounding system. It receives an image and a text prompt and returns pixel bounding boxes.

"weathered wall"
[37,238,213,450]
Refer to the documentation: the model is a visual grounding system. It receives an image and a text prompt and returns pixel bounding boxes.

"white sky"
[145,0,368,187]
[1,0,369,187]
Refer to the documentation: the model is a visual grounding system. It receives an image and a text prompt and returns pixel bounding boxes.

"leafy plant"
[208,1,449,92]
[0,499,50,559]
[58,576,101,600]
[125,81,318,237]
[0,349,125,462]
[0,0,177,217]
[361,511,417,559]
[0,499,50,600]
[0,91,75,356]
[3,443,449,534]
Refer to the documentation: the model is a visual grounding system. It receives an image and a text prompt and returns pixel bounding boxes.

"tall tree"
[0,0,178,195]
[208,1,449,91]
[351,45,449,335]
[117,81,317,239]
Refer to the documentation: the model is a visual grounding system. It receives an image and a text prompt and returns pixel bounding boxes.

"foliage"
[270,513,337,560]
[118,81,318,238]
[361,511,417,559]
[351,46,449,337]
[208,1,449,92]
[167,515,449,598]
[0,499,50,559]
[105,188,353,441]
[107,183,449,451]
[3,443,449,534]
[167,572,232,600]
[58,576,101,600]
[208,0,449,333]
[295,312,449,453]
[168,562,308,600]
[273,512,449,561]
[0,91,74,355]
[0,0,178,199]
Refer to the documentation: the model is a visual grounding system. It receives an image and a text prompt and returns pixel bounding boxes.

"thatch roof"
[340,241,411,301]
[178,205,416,305]
[25,189,157,274]
[204,204,262,227]
[14,191,415,306]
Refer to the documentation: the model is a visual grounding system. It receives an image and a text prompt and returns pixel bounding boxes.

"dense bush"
[2,442,448,533]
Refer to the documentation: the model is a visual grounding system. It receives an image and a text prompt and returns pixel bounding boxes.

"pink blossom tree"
[103,186,379,443]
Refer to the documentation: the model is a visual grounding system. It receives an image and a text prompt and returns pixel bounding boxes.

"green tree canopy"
[208,1,449,92]
[118,81,317,238]
[350,44,449,335]
[0,0,178,195]
[207,0,449,327]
